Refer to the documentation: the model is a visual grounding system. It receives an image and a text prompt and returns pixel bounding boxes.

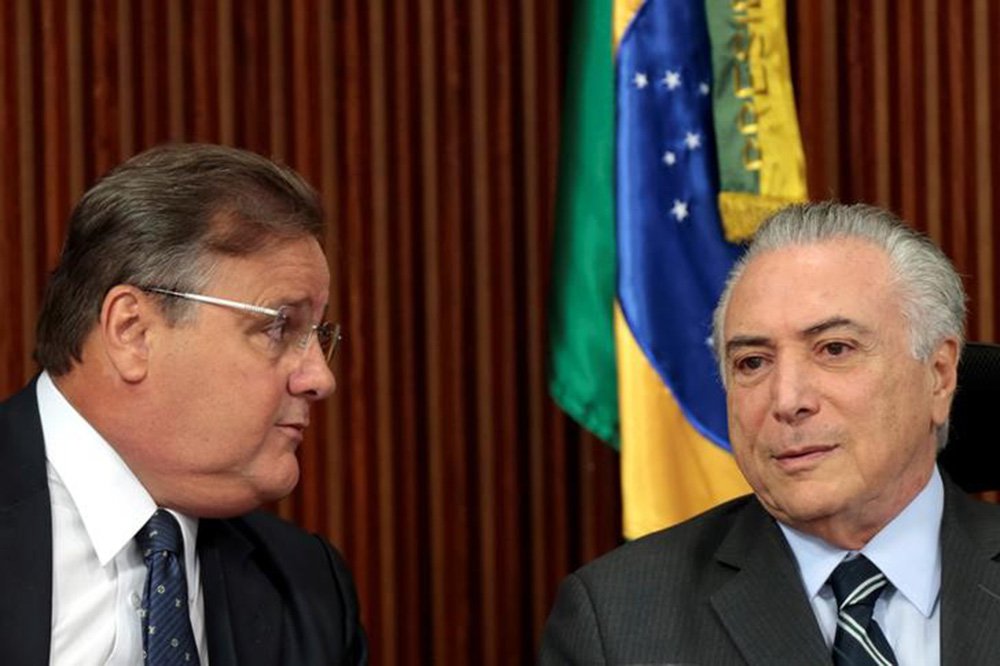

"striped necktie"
[135,510,201,665]
[828,555,897,666]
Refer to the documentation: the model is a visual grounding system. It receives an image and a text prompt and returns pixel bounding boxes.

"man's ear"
[100,285,155,383]
[930,336,960,426]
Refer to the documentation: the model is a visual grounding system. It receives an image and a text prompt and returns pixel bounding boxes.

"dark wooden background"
[0,1,997,664]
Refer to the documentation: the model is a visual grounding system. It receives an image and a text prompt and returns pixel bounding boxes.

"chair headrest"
[937,342,1000,492]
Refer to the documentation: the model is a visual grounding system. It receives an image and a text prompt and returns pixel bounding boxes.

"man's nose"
[289,341,336,400]
[770,355,818,424]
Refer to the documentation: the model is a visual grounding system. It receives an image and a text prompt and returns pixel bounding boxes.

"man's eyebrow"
[270,297,330,322]
[724,317,873,357]
[724,335,773,357]
[801,316,873,338]
[263,296,312,309]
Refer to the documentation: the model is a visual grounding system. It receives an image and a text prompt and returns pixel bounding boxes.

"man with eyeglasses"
[0,144,366,664]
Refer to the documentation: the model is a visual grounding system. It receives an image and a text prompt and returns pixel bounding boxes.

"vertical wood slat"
[436,1,473,661]
[944,2,970,285]
[3,2,998,664]
[66,0,84,200]
[893,0,919,225]
[488,2,523,662]
[871,0,889,208]
[971,0,994,342]
[415,3,447,662]
[922,0,944,242]
[468,0,498,662]
[137,0,165,147]
[188,0,215,140]
[116,0,134,158]
[15,0,38,380]
[88,0,119,178]
[793,0,841,201]
[992,3,1000,331]
[166,1,184,139]
[216,0,234,144]
[266,0,284,159]
[843,1,872,203]
[41,0,70,266]
[521,0,550,643]
[386,1,422,661]
[0,0,22,388]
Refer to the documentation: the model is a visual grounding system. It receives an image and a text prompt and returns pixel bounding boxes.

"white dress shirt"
[780,467,944,666]
[38,372,209,665]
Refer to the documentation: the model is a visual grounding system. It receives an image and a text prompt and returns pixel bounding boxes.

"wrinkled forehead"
[202,235,332,309]
[725,239,902,336]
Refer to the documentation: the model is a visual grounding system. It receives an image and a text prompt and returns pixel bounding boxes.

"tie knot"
[136,509,184,559]
[829,555,889,610]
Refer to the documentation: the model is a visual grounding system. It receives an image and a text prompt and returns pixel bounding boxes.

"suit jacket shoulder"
[939,477,1000,665]
[541,477,1000,666]
[199,511,368,666]
[540,494,830,666]
[0,380,54,666]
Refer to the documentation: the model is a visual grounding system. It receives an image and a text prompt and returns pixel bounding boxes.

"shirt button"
[130,592,141,608]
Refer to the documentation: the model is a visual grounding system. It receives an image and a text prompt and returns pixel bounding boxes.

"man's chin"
[758,485,846,529]
[258,459,301,504]
[203,465,301,517]
[162,457,302,517]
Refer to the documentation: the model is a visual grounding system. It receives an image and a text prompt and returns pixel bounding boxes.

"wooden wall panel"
[3,1,996,664]
[0,2,620,664]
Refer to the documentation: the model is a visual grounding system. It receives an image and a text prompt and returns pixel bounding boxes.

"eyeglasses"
[144,287,342,364]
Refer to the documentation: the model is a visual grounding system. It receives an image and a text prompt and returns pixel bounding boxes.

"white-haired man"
[541,202,1000,665]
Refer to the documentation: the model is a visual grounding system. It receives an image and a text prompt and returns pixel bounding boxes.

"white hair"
[711,201,966,450]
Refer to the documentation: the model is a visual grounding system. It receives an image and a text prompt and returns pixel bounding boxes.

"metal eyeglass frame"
[144,287,342,363]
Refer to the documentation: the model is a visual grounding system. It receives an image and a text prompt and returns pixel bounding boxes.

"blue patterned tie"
[136,510,201,665]
[829,555,898,666]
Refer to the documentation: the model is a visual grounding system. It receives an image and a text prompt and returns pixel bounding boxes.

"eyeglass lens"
[282,304,341,363]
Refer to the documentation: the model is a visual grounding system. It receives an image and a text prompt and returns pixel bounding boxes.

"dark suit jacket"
[540,475,1000,665]
[0,381,367,665]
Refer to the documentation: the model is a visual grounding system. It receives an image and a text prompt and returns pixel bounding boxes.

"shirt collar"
[779,466,943,617]
[37,372,199,570]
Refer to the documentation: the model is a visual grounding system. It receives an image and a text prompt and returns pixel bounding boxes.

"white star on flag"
[684,132,701,150]
[633,72,649,89]
[662,150,677,166]
[699,81,710,95]
[671,199,689,222]
[662,70,681,90]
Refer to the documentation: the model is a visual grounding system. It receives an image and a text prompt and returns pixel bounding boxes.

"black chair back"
[938,342,1000,492]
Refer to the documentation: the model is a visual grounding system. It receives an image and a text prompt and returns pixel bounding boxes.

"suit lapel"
[710,500,832,666]
[939,479,1000,666]
[0,381,53,665]
[199,518,284,666]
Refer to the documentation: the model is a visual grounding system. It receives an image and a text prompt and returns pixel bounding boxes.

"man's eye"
[821,341,852,357]
[734,355,766,373]
[265,311,291,343]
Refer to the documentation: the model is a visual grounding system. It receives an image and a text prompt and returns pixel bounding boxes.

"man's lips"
[276,422,308,442]
[771,444,838,471]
